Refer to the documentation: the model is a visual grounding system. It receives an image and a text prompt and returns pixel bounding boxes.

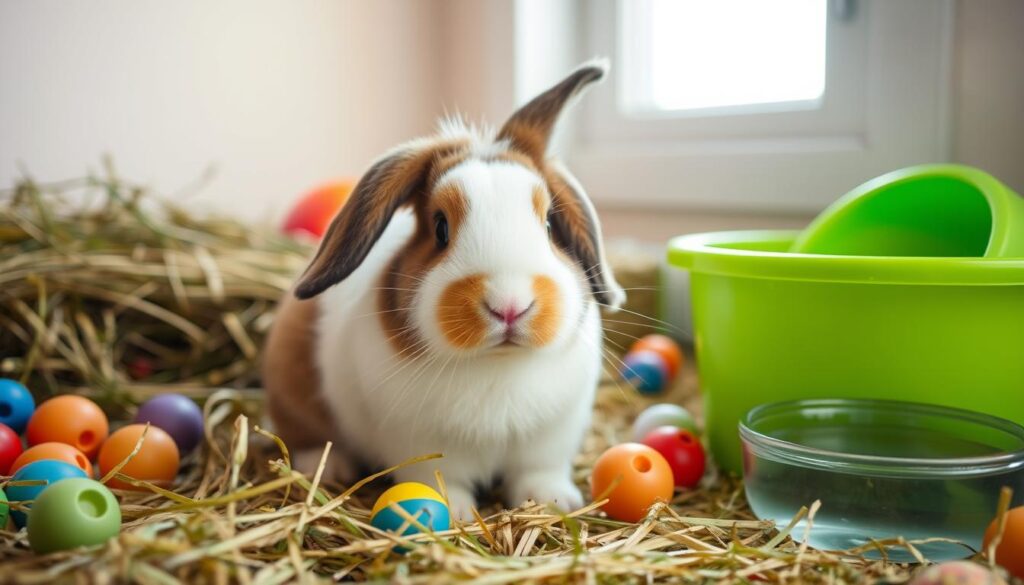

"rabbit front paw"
[506,472,583,512]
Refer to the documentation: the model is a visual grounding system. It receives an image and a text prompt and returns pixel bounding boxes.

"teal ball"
[7,459,88,527]
[369,482,451,551]
[371,498,451,536]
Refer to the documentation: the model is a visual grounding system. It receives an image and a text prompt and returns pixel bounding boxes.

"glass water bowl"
[740,399,1024,562]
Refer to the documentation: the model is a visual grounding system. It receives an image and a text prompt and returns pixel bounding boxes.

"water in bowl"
[744,424,1022,562]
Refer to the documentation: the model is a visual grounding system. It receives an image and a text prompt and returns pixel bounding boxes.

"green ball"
[27,478,121,554]
[0,488,8,529]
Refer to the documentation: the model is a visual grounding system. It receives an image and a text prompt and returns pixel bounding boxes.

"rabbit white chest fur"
[312,210,602,517]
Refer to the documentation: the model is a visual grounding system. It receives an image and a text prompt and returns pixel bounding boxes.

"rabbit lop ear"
[498,59,625,310]
[295,139,464,299]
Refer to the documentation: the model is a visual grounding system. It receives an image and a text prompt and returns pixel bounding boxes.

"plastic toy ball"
[7,459,88,527]
[984,506,1024,579]
[590,443,674,523]
[0,488,8,529]
[27,395,109,458]
[0,378,35,433]
[134,394,205,454]
[0,422,23,475]
[28,478,121,554]
[641,426,706,488]
[282,180,355,240]
[631,403,698,441]
[11,442,93,477]
[620,350,669,394]
[629,335,684,379]
[98,424,180,490]
[370,482,451,541]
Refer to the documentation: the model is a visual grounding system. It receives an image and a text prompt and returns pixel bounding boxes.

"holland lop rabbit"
[263,60,624,519]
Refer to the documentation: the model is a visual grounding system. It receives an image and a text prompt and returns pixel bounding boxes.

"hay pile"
[0,164,310,413]
[0,169,1006,583]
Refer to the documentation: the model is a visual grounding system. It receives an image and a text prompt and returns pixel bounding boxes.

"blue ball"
[0,378,35,434]
[621,350,668,394]
[369,482,451,552]
[371,498,451,536]
[7,459,88,527]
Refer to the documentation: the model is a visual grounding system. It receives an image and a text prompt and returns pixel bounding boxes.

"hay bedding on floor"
[0,169,991,583]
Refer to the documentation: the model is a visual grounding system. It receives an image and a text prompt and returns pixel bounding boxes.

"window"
[520,0,956,212]
[623,0,827,116]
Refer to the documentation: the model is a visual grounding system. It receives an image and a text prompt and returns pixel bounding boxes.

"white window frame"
[515,0,955,213]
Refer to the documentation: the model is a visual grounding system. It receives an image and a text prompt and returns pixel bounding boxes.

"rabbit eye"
[545,216,553,237]
[434,212,449,249]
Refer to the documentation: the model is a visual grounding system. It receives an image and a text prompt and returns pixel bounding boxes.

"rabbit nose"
[485,302,533,326]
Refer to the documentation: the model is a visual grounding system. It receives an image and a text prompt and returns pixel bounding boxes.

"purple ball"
[134,394,204,454]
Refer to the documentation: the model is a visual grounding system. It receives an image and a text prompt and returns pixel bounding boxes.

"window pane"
[647,0,827,112]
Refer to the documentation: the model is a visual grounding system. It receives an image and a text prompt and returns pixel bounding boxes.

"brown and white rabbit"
[263,60,624,519]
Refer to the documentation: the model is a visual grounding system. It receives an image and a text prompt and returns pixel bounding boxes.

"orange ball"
[282,180,356,239]
[98,424,180,491]
[11,442,93,477]
[983,506,1024,579]
[629,335,684,379]
[27,395,109,458]
[591,443,674,523]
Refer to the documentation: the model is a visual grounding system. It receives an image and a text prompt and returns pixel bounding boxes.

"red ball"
[641,426,706,488]
[0,422,24,475]
[282,180,355,240]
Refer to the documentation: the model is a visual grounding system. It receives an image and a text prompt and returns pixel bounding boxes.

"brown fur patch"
[436,274,488,349]
[487,150,539,174]
[377,176,473,355]
[433,182,469,235]
[429,151,472,187]
[532,185,550,224]
[262,293,336,449]
[529,275,562,346]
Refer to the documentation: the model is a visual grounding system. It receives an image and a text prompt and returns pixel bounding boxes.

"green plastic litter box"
[668,230,1024,473]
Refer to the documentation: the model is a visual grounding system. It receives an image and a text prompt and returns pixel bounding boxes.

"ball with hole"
[591,443,674,522]
[632,403,698,441]
[27,395,109,458]
[7,459,88,527]
[620,350,669,394]
[641,426,706,488]
[28,478,121,553]
[11,442,93,477]
[0,422,23,475]
[629,334,684,379]
[0,378,35,433]
[370,482,451,541]
[134,394,204,454]
[98,424,180,490]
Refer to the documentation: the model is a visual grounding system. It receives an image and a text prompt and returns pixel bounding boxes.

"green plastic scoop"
[791,164,1024,257]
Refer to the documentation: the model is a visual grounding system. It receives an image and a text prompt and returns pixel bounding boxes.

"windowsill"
[598,207,813,243]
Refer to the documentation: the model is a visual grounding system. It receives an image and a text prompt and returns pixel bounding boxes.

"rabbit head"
[295,61,623,359]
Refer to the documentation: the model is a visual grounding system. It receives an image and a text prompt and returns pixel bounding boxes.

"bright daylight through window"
[631,0,828,114]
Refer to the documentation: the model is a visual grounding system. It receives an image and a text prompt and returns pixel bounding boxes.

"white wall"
[0,0,443,222]
[3,0,1021,239]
